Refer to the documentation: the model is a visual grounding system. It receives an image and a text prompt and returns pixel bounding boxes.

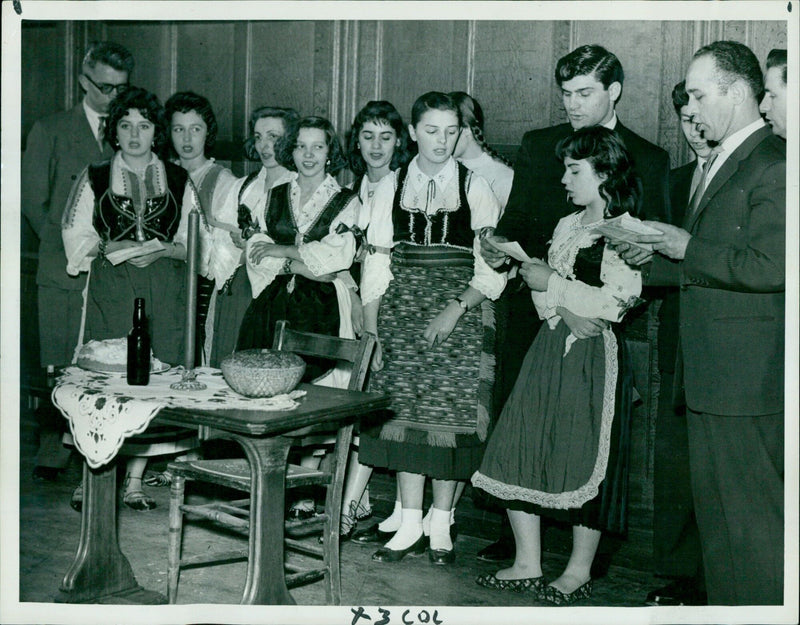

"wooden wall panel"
[574,21,667,147]
[471,21,558,147]
[380,21,471,122]
[249,21,319,117]
[354,21,382,109]
[20,21,69,146]
[101,21,174,99]
[174,22,237,140]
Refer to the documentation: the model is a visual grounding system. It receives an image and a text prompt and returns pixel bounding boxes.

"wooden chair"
[166,320,376,604]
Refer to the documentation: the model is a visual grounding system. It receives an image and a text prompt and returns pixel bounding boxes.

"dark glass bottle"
[127,297,151,385]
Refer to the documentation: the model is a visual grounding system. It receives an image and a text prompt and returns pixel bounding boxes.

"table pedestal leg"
[56,461,165,604]
[236,435,295,605]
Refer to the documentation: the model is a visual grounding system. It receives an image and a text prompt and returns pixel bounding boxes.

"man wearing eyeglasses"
[22,40,134,481]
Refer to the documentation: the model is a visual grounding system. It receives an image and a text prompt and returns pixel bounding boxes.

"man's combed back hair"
[83,41,135,74]
[555,44,624,90]
[766,48,787,85]
[694,40,763,99]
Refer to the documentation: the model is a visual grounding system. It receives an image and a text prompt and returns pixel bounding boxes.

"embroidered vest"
[391,161,473,250]
[89,160,187,242]
[264,182,356,245]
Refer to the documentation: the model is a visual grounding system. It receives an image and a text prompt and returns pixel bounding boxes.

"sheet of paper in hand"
[492,240,535,264]
[594,213,662,251]
[105,238,166,265]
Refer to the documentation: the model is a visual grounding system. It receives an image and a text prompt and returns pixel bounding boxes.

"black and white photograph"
[1,2,797,624]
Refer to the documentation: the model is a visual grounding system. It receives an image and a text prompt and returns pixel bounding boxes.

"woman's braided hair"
[449,91,512,167]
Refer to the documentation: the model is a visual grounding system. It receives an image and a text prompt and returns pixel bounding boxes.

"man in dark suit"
[477,44,670,563]
[22,41,134,479]
[621,41,785,605]
[759,48,787,140]
[645,80,710,607]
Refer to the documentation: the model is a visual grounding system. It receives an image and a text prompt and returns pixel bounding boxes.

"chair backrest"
[271,320,376,392]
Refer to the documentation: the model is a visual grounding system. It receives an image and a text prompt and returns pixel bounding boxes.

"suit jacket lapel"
[684,125,772,232]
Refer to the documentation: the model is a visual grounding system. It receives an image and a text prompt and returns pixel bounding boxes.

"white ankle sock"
[428,507,453,551]
[377,500,402,532]
[383,508,423,551]
[422,505,433,536]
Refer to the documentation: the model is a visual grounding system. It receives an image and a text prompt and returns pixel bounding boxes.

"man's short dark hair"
[555,44,624,90]
[693,40,763,100]
[766,48,787,85]
[83,41,135,75]
[671,80,689,115]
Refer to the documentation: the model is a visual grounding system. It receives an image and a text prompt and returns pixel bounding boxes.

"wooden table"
[53,382,389,605]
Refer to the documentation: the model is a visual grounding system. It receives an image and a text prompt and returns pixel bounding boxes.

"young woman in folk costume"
[472,126,642,604]
[450,91,514,213]
[357,92,504,565]
[237,116,361,520]
[164,91,238,367]
[333,101,414,539]
[207,106,299,367]
[62,87,211,510]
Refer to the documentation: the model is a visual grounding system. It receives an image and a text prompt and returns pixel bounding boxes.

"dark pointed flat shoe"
[353,522,394,545]
[475,572,545,593]
[541,579,593,605]
[371,534,427,563]
[428,546,455,565]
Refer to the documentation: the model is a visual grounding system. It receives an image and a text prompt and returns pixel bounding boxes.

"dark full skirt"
[472,320,631,534]
[84,256,186,365]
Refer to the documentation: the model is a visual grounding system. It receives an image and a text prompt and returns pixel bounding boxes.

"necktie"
[97,116,107,150]
[688,151,718,215]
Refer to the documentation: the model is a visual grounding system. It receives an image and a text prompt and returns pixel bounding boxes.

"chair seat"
[169,458,332,492]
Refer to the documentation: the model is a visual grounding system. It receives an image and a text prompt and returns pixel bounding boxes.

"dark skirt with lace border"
[472,320,632,534]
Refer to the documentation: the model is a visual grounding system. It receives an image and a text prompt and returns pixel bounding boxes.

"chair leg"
[323,424,352,604]
[167,474,186,604]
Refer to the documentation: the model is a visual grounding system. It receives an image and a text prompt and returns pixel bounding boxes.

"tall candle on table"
[183,208,199,370]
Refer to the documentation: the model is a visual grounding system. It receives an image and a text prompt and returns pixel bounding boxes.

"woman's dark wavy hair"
[346,101,413,177]
[410,91,461,127]
[105,86,168,158]
[164,91,218,156]
[555,126,642,218]
[244,106,300,161]
[449,91,512,167]
[276,116,348,176]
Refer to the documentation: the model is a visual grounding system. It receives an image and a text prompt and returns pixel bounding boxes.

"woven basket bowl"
[221,349,306,398]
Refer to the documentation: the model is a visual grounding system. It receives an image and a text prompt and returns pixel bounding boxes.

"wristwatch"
[454,296,468,312]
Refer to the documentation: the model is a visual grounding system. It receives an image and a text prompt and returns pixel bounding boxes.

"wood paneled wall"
[21,19,787,174]
[18,18,787,534]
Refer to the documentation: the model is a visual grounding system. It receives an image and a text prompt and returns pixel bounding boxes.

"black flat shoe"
[428,546,455,565]
[476,572,546,593]
[541,579,593,605]
[371,535,427,563]
[352,522,394,545]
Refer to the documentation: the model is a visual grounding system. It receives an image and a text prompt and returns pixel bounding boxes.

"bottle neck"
[133,299,146,326]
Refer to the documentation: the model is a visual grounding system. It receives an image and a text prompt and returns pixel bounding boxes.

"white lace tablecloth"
[53,366,306,469]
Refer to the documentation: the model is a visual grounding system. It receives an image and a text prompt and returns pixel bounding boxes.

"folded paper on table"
[493,240,535,264]
[594,213,661,251]
[105,238,166,265]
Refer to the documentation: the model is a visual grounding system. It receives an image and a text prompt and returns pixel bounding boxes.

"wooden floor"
[15,401,693,622]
